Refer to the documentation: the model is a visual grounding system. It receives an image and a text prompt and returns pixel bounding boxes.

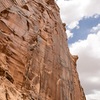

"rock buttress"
[0,0,86,100]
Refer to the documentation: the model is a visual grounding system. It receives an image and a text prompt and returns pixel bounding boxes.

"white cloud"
[56,0,100,29]
[66,29,73,39]
[68,21,79,29]
[69,25,100,99]
[86,90,100,100]
[91,24,100,33]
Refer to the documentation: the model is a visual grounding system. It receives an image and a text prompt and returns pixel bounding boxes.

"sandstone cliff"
[0,0,86,100]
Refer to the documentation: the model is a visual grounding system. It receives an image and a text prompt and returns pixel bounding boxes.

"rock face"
[0,0,86,100]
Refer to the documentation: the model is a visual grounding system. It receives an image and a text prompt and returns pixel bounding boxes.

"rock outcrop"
[0,0,86,100]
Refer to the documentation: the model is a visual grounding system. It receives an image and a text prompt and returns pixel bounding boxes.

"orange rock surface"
[0,0,86,100]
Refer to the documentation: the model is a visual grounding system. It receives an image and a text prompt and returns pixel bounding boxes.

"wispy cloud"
[91,24,100,33]
[66,29,73,39]
[56,0,100,29]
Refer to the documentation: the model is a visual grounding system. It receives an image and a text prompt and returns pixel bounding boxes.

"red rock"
[0,0,86,100]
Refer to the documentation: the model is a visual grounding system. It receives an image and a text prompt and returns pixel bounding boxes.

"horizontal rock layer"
[0,0,86,100]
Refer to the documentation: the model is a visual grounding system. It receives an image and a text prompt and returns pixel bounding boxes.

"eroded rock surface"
[0,0,86,100]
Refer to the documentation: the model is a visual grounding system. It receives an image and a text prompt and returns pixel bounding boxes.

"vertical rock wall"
[0,0,86,100]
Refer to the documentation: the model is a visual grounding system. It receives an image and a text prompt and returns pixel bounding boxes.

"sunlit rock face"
[0,0,86,100]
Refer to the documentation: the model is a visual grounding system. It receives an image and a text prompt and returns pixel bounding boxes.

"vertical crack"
[5,89,9,100]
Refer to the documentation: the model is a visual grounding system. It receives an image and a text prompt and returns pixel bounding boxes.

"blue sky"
[56,0,100,100]
[68,15,100,44]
